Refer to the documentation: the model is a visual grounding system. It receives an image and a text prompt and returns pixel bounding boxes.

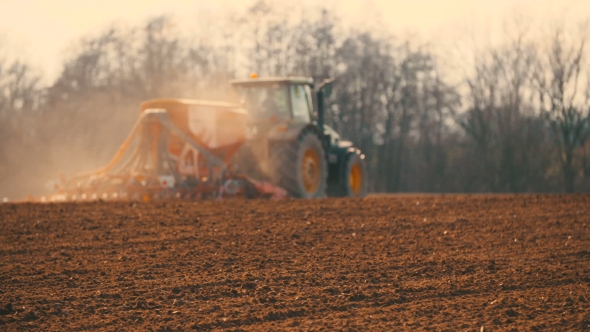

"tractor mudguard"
[327,140,355,164]
[267,123,322,142]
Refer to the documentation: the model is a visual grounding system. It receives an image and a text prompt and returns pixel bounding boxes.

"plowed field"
[1,195,589,331]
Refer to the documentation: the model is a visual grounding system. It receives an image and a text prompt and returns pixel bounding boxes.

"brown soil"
[1,195,589,331]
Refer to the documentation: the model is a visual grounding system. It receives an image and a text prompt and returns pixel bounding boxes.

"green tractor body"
[230,76,367,198]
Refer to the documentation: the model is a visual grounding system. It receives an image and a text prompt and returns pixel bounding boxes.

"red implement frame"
[35,109,286,203]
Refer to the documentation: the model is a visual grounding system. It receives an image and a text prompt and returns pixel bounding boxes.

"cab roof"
[230,76,314,86]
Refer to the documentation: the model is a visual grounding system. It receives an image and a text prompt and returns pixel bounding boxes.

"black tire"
[337,152,368,197]
[270,130,328,198]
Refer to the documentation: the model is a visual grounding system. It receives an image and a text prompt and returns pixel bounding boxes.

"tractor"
[230,75,367,198]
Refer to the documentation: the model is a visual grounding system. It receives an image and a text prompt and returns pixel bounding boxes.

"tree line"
[1,1,590,198]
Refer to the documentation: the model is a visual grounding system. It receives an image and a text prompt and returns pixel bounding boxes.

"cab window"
[290,84,311,122]
[235,84,289,119]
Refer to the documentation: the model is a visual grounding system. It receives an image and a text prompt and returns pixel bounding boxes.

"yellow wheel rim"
[349,163,363,195]
[301,148,321,194]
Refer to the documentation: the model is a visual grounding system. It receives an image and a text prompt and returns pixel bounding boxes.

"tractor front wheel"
[338,152,368,197]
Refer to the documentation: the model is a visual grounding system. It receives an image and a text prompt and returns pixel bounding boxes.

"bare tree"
[411,53,460,192]
[0,54,43,198]
[330,32,396,191]
[533,24,590,192]
[452,29,555,193]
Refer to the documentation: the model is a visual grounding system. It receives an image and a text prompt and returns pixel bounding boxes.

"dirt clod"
[0,303,13,315]
[22,311,38,321]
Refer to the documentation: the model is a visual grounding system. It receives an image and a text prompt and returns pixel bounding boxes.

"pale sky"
[0,0,588,84]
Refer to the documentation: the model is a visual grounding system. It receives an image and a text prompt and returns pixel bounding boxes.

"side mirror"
[316,78,335,97]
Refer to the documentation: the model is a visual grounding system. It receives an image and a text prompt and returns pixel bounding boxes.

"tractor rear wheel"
[270,131,327,198]
[337,152,367,197]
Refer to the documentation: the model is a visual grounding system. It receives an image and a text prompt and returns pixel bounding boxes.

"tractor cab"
[230,76,316,126]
